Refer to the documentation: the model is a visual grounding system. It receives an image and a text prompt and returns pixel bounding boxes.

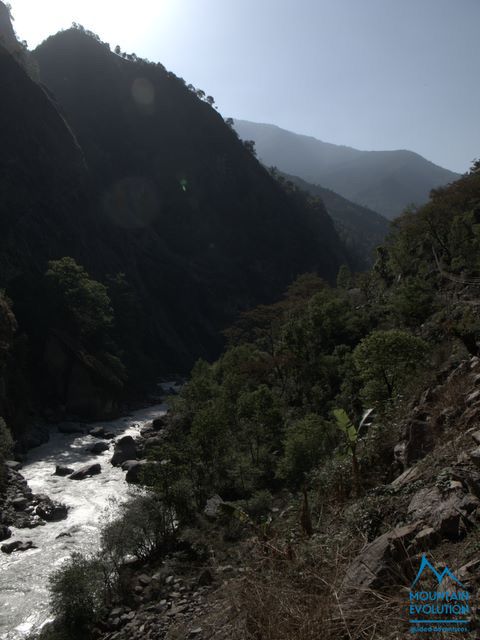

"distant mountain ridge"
[277,171,390,266]
[234,120,460,219]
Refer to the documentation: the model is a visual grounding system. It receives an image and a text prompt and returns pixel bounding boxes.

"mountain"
[234,120,460,220]
[0,20,349,420]
[276,171,390,265]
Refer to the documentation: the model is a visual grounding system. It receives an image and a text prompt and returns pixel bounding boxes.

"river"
[0,402,169,639]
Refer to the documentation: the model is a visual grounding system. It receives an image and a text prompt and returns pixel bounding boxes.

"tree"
[48,553,105,638]
[333,408,373,496]
[243,140,257,156]
[336,264,352,290]
[114,45,120,55]
[278,414,336,488]
[206,95,215,106]
[353,329,429,406]
[45,257,113,340]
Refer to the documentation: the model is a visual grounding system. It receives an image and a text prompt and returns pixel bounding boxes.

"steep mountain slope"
[0,23,350,420]
[278,172,390,265]
[234,119,460,219]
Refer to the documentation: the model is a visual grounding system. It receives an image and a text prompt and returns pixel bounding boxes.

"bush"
[278,414,336,488]
[48,553,106,639]
[101,493,176,566]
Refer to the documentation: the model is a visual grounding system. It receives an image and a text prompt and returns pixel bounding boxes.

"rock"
[471,431,480,445]
[413,526,440,549]
[12,497,28,511]
[125,461,148,483]
[1,540,36,554]
[0,525,12,542]
[58,422,85,434]
[198,569,214,586]
[408,486,470,539]
[342,522,421,596]
[448,480,464,491]
[458,559,480,584]
[151,417,167,430]
[204,495,224,519]
[54,465,74,476]
[390,466,423,488]
[69,463,102,480]
[56,532,72,538]
[190,628,203,636]
[36,500,68,522]
[466,390,480,405]
[138,574,151,586]
[4,460,22,471]
[470,447,480,468]
[89,426,106,438]
[103,431,115,439]
[87,441,109,454]
[111,436,137,466]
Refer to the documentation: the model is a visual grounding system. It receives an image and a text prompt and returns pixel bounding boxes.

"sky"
[8,0,480,173]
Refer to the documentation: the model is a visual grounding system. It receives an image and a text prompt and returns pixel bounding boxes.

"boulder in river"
[124,460,148,483]
[54,465,74,476]
[87,441,110,454]
[111,435,137,466]
[89,426,106,438]
[69,463,102,480]
[0,525,12,542]
[35,499,68,522]
[11,497,29,511]
[1,540,37,554]
[4,460,22,471]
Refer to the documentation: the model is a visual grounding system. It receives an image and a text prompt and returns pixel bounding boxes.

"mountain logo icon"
[411,554,464,588]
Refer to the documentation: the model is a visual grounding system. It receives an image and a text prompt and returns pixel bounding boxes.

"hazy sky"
[9,0,480,173]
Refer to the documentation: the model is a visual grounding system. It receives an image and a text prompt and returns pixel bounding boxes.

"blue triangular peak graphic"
[411,554,464,588]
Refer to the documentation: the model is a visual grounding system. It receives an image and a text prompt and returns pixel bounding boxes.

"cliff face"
[0,27,350,418]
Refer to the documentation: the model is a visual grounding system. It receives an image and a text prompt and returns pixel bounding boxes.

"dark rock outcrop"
[69,463,102,480]
[111,436,137,467]
[54,465,74,476]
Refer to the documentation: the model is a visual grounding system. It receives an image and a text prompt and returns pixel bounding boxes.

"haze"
[9,0,480,173]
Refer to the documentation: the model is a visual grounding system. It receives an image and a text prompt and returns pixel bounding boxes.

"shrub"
[48,553,106,639]
[278,414,336,488]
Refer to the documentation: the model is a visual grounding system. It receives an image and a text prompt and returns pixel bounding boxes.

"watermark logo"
[409,554,470,634]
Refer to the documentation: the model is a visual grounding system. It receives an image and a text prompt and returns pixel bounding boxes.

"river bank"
[0,403,170,640]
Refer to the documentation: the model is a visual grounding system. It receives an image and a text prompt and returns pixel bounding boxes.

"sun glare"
[9,0,170,50]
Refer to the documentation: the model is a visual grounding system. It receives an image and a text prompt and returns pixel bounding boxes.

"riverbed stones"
[54,465,74,476]
[12,496,29,511]
[111,435,137,466]
[35,499,68,521]
[4,460,22,471]
[87,441,110,454]
[1,540,36,554]
[69,463,102,480]
[0,525,11,541]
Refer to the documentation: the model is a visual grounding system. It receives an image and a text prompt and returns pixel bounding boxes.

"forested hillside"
[0,20,349,434]
[32,162,480,640]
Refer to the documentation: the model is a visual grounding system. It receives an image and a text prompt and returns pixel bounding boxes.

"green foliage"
[45,257,113,340]
[48,553,106,639]
[353,329,429,406]
[336,264,352,289]
[278,414,336,488]
[101,494,176,564]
